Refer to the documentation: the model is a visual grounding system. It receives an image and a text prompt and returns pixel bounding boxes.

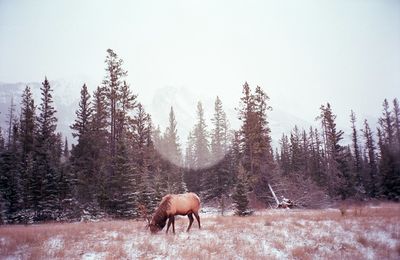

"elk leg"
[172,216,175,234]
[187,213,194,232]
[194,212,201,229]
[166,217,172,234]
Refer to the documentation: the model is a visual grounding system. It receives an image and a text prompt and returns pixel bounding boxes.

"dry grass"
[1,202,399,259]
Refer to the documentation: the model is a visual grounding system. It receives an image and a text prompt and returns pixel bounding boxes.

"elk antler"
[139,204,151,229]
[145,216,151,229]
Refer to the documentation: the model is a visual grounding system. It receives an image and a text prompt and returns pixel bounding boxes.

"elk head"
[149,220,165,233]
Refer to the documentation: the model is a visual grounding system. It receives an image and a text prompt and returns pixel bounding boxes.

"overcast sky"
[1,0,399,129]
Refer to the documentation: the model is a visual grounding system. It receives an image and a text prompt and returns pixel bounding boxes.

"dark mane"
[151,195,171,229]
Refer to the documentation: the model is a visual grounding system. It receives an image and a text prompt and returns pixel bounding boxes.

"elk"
[147,192,201,234]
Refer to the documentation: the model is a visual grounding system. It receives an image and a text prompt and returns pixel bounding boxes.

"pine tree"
[238,82,256,182]
[300,130,310,173]
[317,103,350,198]
[253,85,273,166]
[141,120,160,214]
[350,110,363,194]
[377,99,400,200]
[379,99,394,146]
[131,103,154,215]
[113,138,137,218]
[203,97,232,206]
[161,107,186,193]
[289,126,303,172]
[6,97,16,148]
[63,137,69,159]
[160,107,181,165]
[232,163,250,216]
[192,101,210,169]
[19,86,36,211]
[19,86,36,159]
[393,98,400,147]
[0,120,22,222]
[0,127,5,152]
[237,83,273,200]
[210,96,229,163]
[103,49,128,161]
[71,84,92,139]
[279,134,291,175]
[308,127,325,185]
[362,120,378,197]
[151,125,168,200]
[0,190,8,224]
[184,131,196,169]
[70,84,99,216]
[33,77,61,220]
[95,49,136,214]
[116,81,137,138]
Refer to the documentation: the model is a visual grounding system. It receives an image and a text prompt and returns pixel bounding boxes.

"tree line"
[0,49,399,223]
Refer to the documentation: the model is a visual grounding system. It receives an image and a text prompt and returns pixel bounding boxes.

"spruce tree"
[184,131,196,169]
[116,81,137,137]
[210,96,229,163]
[34,77,61,220]
[379,99,394,146]
[232,163,250,216]
[0,127,5,152]
[377,99,400,200]
[5,97,16,148]
[0,121,22,222]
[113,138,137,218]
[100,49,136,214]
[19,86,36,159]
[203,97,232,206]
[70,84,99,216]
[193,101,210,169]
[237,83,273,200]
[290,126,303,172]
[350,110,363,194]
[85,86,109,214]
[103,49,128,161]
[308,127,325,186]
[0,190,7,224]
[162,107,186,193]
[362,120,378,197]
[253,86,273,166]
[279,134,291,175]
[151,125,169,199]
[18,86,36,216]
[63,137,69,159]
[131,103,154,215]
[393,98,400,147]
[317,103,350,198]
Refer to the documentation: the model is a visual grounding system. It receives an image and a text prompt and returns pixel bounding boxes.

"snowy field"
[1,203,399,259]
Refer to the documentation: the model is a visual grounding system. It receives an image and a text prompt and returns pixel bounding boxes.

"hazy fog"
[1,0,399,131]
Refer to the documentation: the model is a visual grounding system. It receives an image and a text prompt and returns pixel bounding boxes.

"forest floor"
[0,202,399,260]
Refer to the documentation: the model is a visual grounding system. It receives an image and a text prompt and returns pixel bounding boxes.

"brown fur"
[149,192,201,234]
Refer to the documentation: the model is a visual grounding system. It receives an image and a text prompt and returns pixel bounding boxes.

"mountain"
[0,80,82,145]
[1,81,351,152]
[149,86,312,150]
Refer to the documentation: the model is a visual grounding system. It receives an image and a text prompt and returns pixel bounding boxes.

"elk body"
[149,192,201,234]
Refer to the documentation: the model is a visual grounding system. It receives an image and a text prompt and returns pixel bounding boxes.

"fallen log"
[268,183,280,206]
[268,183,294,209]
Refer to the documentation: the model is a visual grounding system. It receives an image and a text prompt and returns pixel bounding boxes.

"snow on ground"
[200,206,235,216]
[0,203,399,259]
[81,252,107,260]
[45,236,64,255]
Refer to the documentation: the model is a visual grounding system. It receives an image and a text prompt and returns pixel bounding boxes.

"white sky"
[1,0,399,129]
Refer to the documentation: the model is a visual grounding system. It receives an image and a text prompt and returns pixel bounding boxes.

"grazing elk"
[148,192,201,234]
